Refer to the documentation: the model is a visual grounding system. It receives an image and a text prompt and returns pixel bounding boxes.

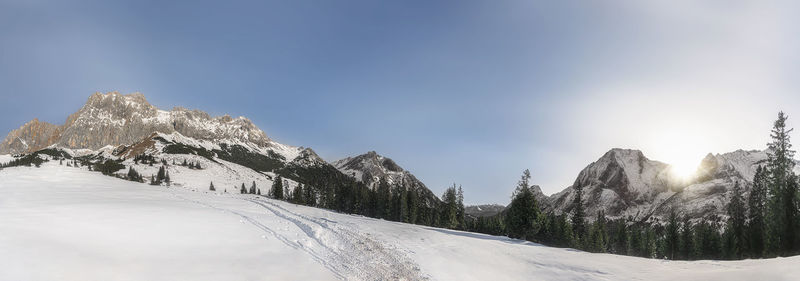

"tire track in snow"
[170,193,347,280]
[173,192,427,280]
[244,198,428,281]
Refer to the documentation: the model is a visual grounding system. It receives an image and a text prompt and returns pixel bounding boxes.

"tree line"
[465,112,800,260]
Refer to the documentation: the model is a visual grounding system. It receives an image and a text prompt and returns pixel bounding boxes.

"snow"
[2,163,799,281]
[0,154,12,164]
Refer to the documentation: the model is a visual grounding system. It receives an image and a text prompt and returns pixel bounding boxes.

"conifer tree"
[240,183,247,194]
[250,181,256,194]
[727,181,746,259]
[271,176,284,199]
[666,210,679,260]
[375,178,391,219]
[303,184,316,207]
[765,112,796,256]
[681,216,694,260]
[572,183,586,243]
[209,182,215,191]
[749,165,768,257]
[293,183,304,204]
[505,170,540,240]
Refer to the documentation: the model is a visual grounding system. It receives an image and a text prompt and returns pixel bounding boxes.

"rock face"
[544,148,768,222]
[0,119,61,154]
[465,204,506,218]
[0,92,272,154]
[334,151,439,206]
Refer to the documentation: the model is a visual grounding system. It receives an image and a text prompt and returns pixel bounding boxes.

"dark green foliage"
[505,170,541,241]
[292,183,304,204]
[94,160,125,175]
[680,216,694,260]
[162,143,216,160]
[748,166,767,258]
[214,144,285,172]
[127,166,142,182]
[441,184,461,229]
[725,181,746,259]
[665,210,679,259]
[271,176,284,199]
[572,184,586,243]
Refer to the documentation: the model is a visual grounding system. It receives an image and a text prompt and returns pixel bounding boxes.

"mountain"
[1,92,444,211]
[465,204,506,218]
[333,151,439,206]
[543,148,769,222]
[1,92,273,155]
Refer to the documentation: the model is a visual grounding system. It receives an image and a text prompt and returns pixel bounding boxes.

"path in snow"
[173,193,427,281]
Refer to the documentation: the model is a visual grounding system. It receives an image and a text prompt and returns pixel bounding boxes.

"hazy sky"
[1,1,799,204]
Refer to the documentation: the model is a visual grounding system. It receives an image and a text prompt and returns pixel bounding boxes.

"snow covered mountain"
[333,151,439,206]
[544,148,770,222]
[0,92,401,201]
[3,161,799,281]
[0,92,274,154]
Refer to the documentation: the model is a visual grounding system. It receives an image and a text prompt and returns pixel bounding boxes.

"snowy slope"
[2,163,799,281]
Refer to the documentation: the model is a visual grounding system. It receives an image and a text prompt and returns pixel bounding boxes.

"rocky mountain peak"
[0,92,273,154]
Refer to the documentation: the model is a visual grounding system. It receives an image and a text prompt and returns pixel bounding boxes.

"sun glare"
[668,161,700,180]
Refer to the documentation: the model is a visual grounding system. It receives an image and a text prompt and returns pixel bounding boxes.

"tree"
[765,112,797,256]
[271,175,284,200]
[572,183,586,243]
[209,182,216,191]
[250,181,257,194]
[505,169,541,241]
[292,183,304,204]
[441,184,459,229]
[304,184,316,207]
[127,166,141,182]
[681,216,694,260]
[240,183,247,194]
[666,210,679,260]
[726,181,746,259]
[748,166,768,257]
[375,178,391,219]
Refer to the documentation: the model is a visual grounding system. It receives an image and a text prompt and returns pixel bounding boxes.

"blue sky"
[2,0,799,204]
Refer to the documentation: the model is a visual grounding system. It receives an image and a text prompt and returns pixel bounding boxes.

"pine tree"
[293,183,304,204]
[572,183,586,243]
[765,111,796,256]
[749,166,768,257]
[408,188,419,224]
[441,184,460,229]
[240,183,247,194]
[681,216,694,260]
[271,176,284,200]
[209,182,216,191]
[303,184,316,207]
[456,186,465,229]
[375,178,391,219]
[505,170,541,241]
[727,181,746,259]
[666,210,679,260]
[250,181,257,194]
[156,166,165,183]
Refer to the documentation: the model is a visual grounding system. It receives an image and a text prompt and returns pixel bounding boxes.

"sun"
[668,160,700,180]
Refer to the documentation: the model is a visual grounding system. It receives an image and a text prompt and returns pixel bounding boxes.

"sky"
[1,0,799,205]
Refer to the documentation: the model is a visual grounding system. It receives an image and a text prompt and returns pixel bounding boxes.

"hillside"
[2,162,798,281]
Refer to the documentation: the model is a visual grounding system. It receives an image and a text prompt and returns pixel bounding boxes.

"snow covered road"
[1,163,799,281]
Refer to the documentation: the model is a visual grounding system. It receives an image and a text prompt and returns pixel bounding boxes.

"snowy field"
[1,162,799,281]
